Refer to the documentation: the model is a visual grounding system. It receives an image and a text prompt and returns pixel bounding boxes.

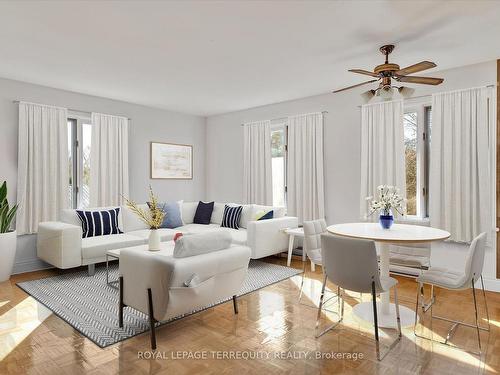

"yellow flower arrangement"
[123,186,165,229]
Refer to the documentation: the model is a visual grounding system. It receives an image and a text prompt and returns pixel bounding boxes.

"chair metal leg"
[480,275,491,331]
[414,281,422,335]
[393,285,402,338]
[315,274,342,338]
[118,276,124,328]
[232,295,238,314]
[299,263,337,312]
[422,284,435,312]
[147,288,157,350]
[371,281,381,361]
[414,280,490,355]
[87,264,95,276]
[298,260,307,300]
[340,287,345,319]
[471,279,482,352]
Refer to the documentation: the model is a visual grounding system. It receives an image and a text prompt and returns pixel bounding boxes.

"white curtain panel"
[359,100,406,219]
[243,120,273,205]
[429,87,495,243]
[17,102,69,234]
[90,113,129,207]
[287,112,325,223]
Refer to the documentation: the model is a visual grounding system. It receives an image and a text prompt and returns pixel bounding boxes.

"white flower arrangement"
[366,185,406,217]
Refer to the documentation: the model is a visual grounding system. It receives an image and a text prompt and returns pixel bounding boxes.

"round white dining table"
[327,222,450,328]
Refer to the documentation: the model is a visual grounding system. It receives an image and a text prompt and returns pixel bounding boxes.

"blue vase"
[379,214,394,229]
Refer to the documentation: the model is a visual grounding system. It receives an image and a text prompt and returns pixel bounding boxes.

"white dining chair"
[317,234,402,361]
[299,219,337,309]
[414,232,490,354]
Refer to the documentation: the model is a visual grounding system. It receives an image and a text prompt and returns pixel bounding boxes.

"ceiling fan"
[333,44,444,100]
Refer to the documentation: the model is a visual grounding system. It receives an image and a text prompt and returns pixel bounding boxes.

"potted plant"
[123,186,165,251]
[366,185,405,229]
[0,181,18,282]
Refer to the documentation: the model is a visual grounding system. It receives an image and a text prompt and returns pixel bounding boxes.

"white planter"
[0,230,17,282]
[148,229,161,251]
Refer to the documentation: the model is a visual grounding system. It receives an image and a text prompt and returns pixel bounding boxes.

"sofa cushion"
[221,205,243,229]
[181,201,198,224]
[121,204,149,232]
[173,231,232,258]
[81,234,144,260]
[60,209,82,226]
[210,202,225,225]
[127,229,178,242]
[76,208,122,238]
[149,201,183,228]
[226,228,247,245]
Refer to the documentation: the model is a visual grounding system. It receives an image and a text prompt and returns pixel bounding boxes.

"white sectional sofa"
[37,201,298,274]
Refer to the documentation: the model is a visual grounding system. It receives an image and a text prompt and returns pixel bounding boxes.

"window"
[68,118,92,209]
[403,104,431,218]
[271,124,287,207]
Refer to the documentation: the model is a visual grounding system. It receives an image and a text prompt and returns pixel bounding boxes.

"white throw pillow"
[239,204,254,228]
[181,201,199,225]
[173,230,232,258]
[121,204,149,232]
[210,202,226,225]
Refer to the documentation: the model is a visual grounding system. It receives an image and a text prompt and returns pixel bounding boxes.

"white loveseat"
[37,201,298,274]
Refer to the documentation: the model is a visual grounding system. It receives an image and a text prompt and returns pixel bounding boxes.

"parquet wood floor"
[1,256,499,374]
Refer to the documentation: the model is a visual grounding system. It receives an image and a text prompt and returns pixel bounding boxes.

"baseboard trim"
[12,259,53,275]
[482,277,500,293]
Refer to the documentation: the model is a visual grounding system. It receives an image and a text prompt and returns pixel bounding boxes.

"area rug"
[17,260,301,348]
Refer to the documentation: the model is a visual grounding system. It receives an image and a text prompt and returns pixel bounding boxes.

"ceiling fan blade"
[395,61,436,76]
[333,79,378,93]
[348,69,379,78]
[396,76,443,85]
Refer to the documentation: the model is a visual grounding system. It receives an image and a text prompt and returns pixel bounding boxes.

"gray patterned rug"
[17,260,301,348]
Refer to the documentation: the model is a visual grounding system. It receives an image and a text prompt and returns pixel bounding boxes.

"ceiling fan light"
[398,86,415,98]
[379,86,393,100]
[360,89,375,102]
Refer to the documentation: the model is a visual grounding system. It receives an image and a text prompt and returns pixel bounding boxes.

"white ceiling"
[0,1,499,116]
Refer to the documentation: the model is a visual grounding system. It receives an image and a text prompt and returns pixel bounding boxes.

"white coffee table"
[105,242,174,288]
[327,223,450,328]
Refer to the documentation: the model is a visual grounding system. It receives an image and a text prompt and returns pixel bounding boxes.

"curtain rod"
[240,111,328,126]
[356,84,496,108]
[12,100,131,120]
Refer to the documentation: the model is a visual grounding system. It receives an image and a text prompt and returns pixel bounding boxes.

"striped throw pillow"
[76,208,122,238]
[221,205,243,230]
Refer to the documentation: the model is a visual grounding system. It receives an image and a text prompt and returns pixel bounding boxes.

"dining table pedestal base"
[352,301,417,329]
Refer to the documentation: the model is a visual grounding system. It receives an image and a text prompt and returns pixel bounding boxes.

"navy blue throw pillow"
[221,205,243,229]
[258,210,274,221]
[76,208,122,238]
[193,201,214,225]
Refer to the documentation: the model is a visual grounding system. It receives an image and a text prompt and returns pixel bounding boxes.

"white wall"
[0,77,206,273]
[206,60,498,289]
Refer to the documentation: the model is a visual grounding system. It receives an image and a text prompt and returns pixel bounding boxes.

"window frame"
[68,116,92,209]
[270,121,288,208]
[403,102,431,219]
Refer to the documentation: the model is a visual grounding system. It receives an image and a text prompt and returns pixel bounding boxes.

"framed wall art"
[150,142,193,179]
